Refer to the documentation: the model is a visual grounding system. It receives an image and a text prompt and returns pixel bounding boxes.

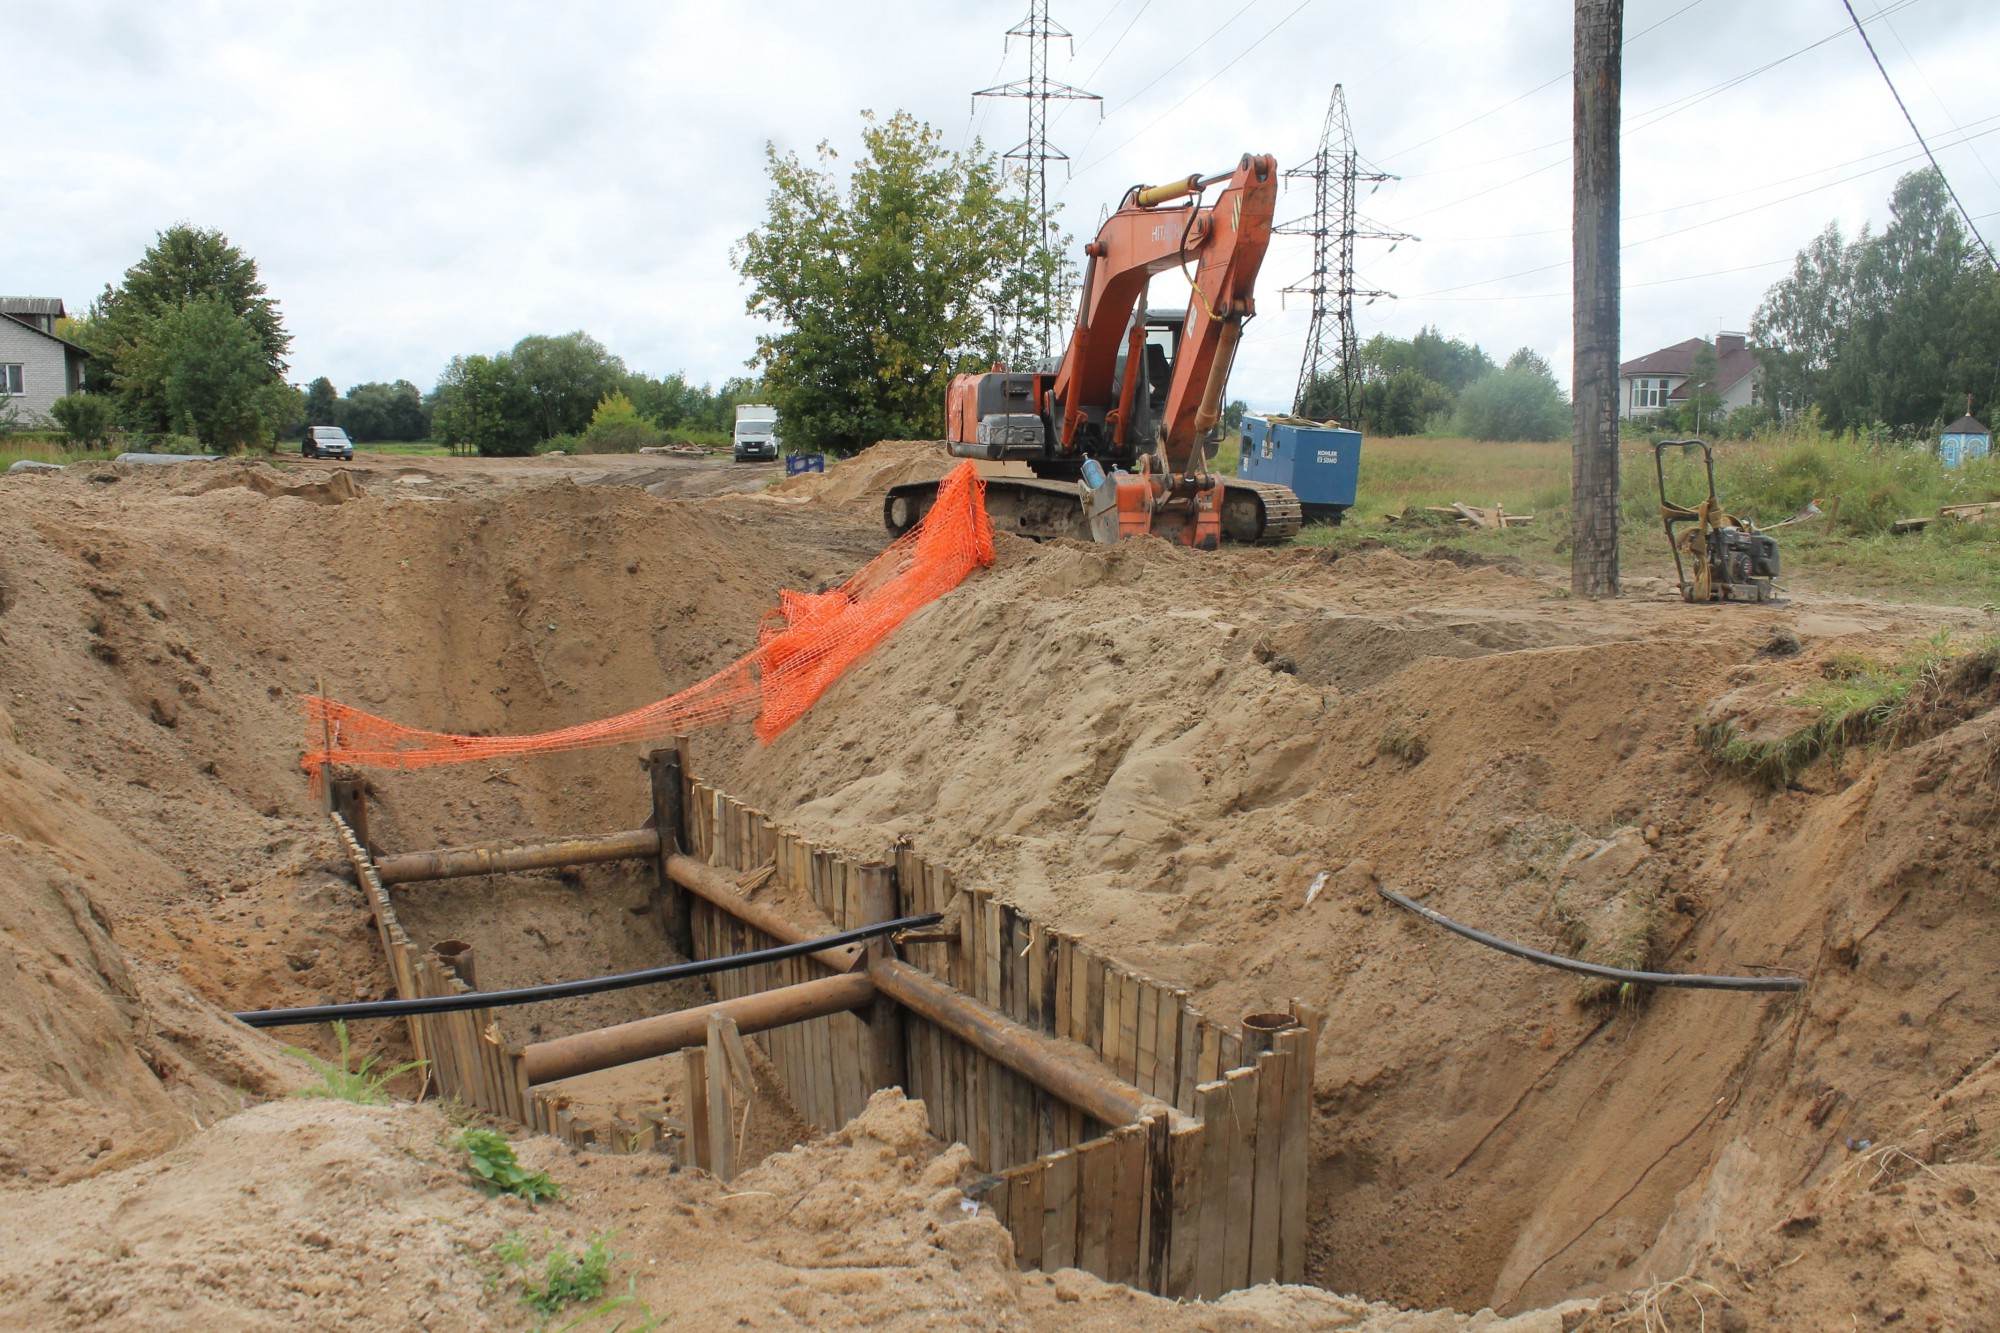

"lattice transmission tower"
[975,2,1101,357]
[1277,85,1413,422]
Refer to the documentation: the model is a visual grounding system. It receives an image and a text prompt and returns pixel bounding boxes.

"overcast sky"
[7,0,1997,410]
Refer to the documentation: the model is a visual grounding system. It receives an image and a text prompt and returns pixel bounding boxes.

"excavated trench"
[0,452,1994,1327]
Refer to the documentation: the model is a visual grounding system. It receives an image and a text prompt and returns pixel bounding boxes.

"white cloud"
[6,0,1995,407]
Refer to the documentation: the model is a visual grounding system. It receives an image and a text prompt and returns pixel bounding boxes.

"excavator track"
[1220,478,1303,544]
[886,474,1304,545]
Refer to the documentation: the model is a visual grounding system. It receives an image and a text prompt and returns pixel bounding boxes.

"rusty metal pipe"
[376,829,661,885]
[663,853,863,973]
[870,957,1191,1132]
[522,972,877,1085]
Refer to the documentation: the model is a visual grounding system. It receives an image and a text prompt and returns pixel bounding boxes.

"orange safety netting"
[302,461,993,790]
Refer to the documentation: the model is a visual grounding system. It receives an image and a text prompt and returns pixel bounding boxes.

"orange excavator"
[883,153,1302,547]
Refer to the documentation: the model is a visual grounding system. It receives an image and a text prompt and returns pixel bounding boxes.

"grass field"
[1297,433,2000,606]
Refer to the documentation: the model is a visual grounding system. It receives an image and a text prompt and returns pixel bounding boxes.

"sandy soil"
[0,445,1993,1329]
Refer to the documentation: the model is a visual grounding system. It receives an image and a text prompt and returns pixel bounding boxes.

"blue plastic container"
[1235,416,1362,522]
[784,453,826,476]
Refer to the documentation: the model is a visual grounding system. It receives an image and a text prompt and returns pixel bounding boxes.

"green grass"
[358,439,455,456]
[0,439,118,471]
[1295,431,2000,605]
[1698,633,2000,786]
[284,1021,426,1104]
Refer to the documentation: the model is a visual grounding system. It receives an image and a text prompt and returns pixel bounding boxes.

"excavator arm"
[1051,154,1278,475]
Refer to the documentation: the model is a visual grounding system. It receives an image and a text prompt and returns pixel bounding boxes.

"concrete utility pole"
[1572,0,1622,598]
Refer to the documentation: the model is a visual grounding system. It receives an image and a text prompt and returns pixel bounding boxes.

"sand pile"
[755,440,958,512]
[0,1089,1575,1331]
[2,455,1994,1325]
[698,532,2000,1313]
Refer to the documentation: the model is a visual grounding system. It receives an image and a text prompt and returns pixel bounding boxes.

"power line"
[1418,113,2000,241]
[1378,0,1920,178]
[1390,256,1794,304]
[1881,12,2000,195]
[1071,0,1314,175]
[1376,0,1930,228]
[1839,0,1998,267]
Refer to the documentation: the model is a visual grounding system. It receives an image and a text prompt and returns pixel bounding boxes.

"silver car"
[304,426,354,460]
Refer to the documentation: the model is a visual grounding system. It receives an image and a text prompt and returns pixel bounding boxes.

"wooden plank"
[1106,1124,1145,1288]
[1193,1081,1231,1299]
[1031,920,1053,1036]
[1276,1028,1310,1284]
[1248,1049,1286,1285]
[1084,951,1105,1059]
[1076,1135,1114,1280]
[1144,1112,1173,1294]
[1054,932,1074,1043]
[982,897,1003,1013]
[1117,970,1141,1085]
[1012,1160,1046,1272]
[1041,1147,1079,1272]
[1135,981,1160,1097]
[1218,1029,1243,1076]
[684,1046,711,1172]
[1221,1068,1259,1293]
[1175,994,1201,1114]
[1163,1126,1205,1299]
[707,1016,737,1182]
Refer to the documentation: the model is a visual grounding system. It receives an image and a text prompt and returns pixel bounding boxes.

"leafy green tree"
[1451,358,1569,441]
[305,376,340,427]
[734,109,1069,452]
[511,333,626,440]
[1364,328,1495,394]
[431,354,536,456]
[1755,169,1996,432]
[1355,368,1453,436]
[118,297,288,450]
[580,390,662,453]
[87,226,293,446]
[340,380,428,441]
[49,393,117,448]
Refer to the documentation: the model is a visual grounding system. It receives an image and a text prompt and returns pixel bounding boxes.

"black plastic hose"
[234,913,943,1028]
[1377,887,1805,992]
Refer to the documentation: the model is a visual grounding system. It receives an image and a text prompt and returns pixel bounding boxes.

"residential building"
[0,297,91,422]
[1618,332,1762,420]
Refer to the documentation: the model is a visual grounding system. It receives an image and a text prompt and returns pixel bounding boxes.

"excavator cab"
[1103,308,1184,467]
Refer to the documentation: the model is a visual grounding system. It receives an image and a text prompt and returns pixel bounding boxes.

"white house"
[0,297,90,423]
[1618,332,1761,420]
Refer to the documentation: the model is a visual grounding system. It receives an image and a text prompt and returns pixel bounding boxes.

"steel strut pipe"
[869,956,1191,1132]
[663,852,864,973]
[375,829,662,884]
[522,972,877,1085]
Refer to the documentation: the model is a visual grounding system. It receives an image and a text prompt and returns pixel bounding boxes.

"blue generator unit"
[1236,416,1362,523]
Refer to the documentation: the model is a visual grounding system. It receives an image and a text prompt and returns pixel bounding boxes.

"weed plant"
[283,1021,425,1104]
[459,1127,560,1201]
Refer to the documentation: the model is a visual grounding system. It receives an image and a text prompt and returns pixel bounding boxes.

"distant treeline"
[1305,329,1571,441]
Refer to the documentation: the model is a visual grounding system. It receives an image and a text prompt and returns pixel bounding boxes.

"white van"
[733,405,780,462]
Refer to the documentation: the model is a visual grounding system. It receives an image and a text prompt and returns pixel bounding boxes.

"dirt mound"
[3,454,1995,1324]
[757,439,956,512]
[188,462,367,505]
[696,532,2000,1312]
[0,1090,1568,1331]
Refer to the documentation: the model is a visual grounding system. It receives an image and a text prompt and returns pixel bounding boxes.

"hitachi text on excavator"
[884,154,1303,548]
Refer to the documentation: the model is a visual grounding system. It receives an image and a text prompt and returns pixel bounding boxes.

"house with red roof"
[1618,332,1762,419]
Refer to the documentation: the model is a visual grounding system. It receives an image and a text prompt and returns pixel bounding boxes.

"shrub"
[580,391,662,454]
[49,394,117,448]
[1451,365,1570,441]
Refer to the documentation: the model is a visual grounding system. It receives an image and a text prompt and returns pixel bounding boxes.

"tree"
[340,380,428,441]
[1754,169,1997,432]
[1452,361,1570,441]
[431,354,536,456]
[511,332,626,440]
[88,225,293,447]
[734,110,1069,452]
[305,376,340,428]
[118,297,289,450]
